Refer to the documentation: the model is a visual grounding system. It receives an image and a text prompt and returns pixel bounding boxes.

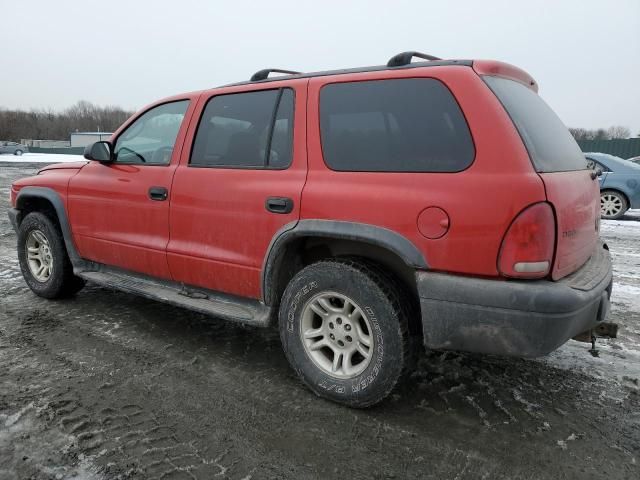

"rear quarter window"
[484,76,587,173]
[319,78,475,172]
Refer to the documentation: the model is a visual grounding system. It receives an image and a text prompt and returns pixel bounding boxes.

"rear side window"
[191,88,294,168]
[484,76,587,172]
[319,78,474,172]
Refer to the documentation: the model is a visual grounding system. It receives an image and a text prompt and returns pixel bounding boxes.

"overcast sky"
[1,0,639,134]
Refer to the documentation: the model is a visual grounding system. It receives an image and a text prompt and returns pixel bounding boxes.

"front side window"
[319,78,475,172]
[114,100,189,165]
[190,88,294,168]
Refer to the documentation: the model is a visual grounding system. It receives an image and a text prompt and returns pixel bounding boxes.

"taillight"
[498,202,555,279]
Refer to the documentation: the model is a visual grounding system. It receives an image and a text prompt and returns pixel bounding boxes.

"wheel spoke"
[355,323,372,347]
[331,352,343,373]
[33,231,47,245]
[303,327,324,339]
[37,264,46,277]
[343,350,354,375]
[356,342,370,358]
[318,297,340,313]
[308,338,328,351]
[309,301,329,317]
[341,298,355,315]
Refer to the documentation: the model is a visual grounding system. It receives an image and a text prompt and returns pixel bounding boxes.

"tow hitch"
[573,322,619,357]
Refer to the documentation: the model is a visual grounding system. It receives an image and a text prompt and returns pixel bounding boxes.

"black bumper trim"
[8,208,19,233]
[417,243,613,357]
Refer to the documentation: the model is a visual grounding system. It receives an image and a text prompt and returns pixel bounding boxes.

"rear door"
[166,80,307,299]
[484,76,598,279]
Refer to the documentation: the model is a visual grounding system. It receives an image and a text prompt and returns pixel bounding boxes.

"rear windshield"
[484,76,587,173]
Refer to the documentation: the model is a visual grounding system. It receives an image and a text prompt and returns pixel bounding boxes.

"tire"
[17,212,85,299]
[279,258,412,408]
[14,149,23,156]
[600,190,628,220]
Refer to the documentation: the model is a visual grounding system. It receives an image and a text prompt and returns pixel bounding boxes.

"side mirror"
[84,141,113,163]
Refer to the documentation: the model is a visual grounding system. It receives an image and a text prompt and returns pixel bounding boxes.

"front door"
[167,80,308,299]
[68,98,195,279]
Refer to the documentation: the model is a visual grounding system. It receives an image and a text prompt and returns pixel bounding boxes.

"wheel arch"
[15,187,83,268]
[262,219,427,313]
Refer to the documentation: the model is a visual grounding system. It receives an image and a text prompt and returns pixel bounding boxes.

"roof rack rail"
[250,68,301,82]
[387,51,442,67]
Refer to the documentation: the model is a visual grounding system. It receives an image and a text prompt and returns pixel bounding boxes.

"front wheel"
[600,190,628,220]
[279,259,411,408]
[17,212,85,298]
[14,149,23,156]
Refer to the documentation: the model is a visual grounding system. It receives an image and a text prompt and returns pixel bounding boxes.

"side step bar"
[78,267,273,327]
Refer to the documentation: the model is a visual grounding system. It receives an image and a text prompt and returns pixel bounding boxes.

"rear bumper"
[417,242,613,357]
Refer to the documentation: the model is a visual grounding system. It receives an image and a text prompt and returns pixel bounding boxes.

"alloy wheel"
[25,229,53,282]
[299,291,374,379]
[600,193,623,218]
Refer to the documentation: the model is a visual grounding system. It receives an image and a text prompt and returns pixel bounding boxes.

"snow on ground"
[544,209,640,381]
[0,152,83,164]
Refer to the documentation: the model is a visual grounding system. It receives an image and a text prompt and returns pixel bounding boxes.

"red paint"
[166,79,308,297]
[539,171,599,280]
[10,59,599,300]
[417,207,450,239]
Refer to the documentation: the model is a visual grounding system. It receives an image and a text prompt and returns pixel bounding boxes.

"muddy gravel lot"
[0,163,638,480]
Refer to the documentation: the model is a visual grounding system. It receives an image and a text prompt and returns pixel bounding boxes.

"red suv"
[8,52,613,407]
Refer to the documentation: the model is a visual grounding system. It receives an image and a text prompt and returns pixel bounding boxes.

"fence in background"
[28,147,84,155]
[577,138,640,159]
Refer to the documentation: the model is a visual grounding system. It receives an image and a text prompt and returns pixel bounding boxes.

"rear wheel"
[600,190,628,220]
[17,212,85,298]
[14,149,23,156]
[279,258,412,407]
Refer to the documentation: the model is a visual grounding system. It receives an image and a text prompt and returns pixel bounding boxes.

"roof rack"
[387,51,442,67]
[250,68,301,82]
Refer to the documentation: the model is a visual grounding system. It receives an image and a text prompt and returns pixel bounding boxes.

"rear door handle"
[265,197,293,214]
[148,186,168,201]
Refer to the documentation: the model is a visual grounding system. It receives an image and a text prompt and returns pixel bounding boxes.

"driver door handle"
[149,186,168,201]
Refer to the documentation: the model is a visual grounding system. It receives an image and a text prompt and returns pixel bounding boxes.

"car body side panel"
[602,173,640,208]
[304,66,546,277]
[538,171,599,279]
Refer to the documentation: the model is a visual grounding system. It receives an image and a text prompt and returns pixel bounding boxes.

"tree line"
[0,101,635,145]
[568,125,633,141]
[0,101,133,142]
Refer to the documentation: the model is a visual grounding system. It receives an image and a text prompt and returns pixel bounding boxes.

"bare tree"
[569,125,633,141]
[0,102,133,142]
[606,125,631,139]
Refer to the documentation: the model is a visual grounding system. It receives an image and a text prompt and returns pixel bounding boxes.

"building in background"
[70,132,112,147]
[21,139,71,148]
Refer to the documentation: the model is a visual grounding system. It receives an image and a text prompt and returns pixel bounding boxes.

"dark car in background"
[0,141,28,155]
[586,152,640,219]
